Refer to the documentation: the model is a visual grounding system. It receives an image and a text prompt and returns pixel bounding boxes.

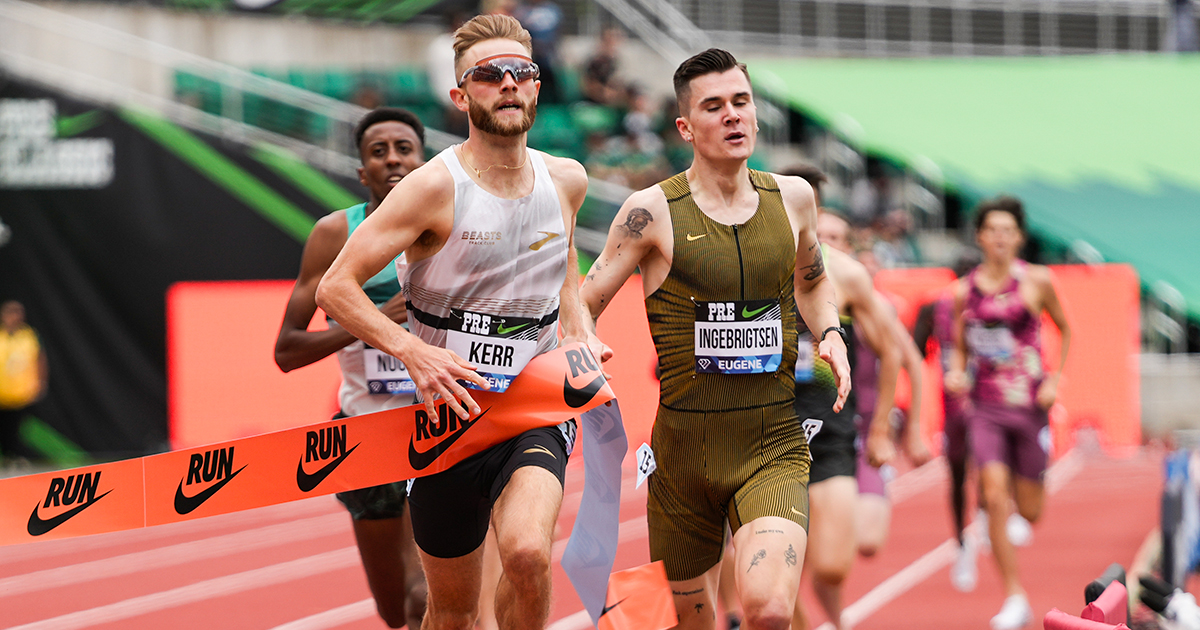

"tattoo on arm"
[619,207,653,239]
[755,529,785,535]
[694,603,705,613]
[747,549,766,572]
[802,246,826,281]
[673,588,704,596]
[786,544,797,567]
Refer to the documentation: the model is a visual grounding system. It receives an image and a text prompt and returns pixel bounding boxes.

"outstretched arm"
[317,163,487,419]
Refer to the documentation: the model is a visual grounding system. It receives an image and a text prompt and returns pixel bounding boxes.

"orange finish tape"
[0,343,613,545]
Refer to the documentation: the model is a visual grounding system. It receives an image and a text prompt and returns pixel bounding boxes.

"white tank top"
[404,145,567,393]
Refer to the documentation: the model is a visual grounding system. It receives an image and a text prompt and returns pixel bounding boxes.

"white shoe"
[1007,514,1033,547]
[950,538,978,592]
[990,594,1033,630]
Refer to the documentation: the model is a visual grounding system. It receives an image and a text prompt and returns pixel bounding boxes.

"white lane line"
[267,598,377,630]
[0,513,346,597]
[8,547,359,630]
[814,448,1087,630]
[0,494,340,566]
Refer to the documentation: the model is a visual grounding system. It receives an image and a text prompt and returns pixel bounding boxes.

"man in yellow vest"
[0,300,47,462]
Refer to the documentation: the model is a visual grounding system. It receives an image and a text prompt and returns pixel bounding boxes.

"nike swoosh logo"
[742,304,772,318]
[408,408,490,471]
[686,233,708,241]
[524,445,556,459]
[496,322,529,335]
[601,597,628,617]
[564,373,606,409]
[173,465,248,515]
[529,231,560,251]
[296,443,361,492]
[27,490,113,536]
[789,505,808,521]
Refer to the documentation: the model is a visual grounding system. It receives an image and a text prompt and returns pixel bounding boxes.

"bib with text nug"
[363,344,416,395]
[693,299,783,374]
[445,309,541,392]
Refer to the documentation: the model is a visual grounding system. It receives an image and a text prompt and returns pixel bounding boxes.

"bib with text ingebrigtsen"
[693,299,783,374]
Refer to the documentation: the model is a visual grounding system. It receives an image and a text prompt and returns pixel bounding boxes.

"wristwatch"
[820,326,848,346]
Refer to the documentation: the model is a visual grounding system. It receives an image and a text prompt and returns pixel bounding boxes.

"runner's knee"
[743,599,793,630]
[500,543,552,591]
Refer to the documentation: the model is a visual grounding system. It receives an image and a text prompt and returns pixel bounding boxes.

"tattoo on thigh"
[803,246,826,281]
[747,549,766,572]
[786,544,797,567]
[620,207,652,239]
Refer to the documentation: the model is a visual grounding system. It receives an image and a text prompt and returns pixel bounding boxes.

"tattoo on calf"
[803,246,826,281]
[620,207,653,239]
[747,549,766,572]
[786,544,797,567]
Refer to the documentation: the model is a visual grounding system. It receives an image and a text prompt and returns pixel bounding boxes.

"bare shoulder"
[772,173,817,210]
[397,154,455,203]
[542,152,589,198]
[1025,263,1055,285]
[307,210,349,251]
[829,247,872,293]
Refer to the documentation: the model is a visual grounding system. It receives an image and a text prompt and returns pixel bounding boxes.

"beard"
[468,96,537,137]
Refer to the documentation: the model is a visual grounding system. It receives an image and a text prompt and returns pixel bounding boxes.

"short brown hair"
[974,195,1027,235]
[452,14,533,74]
[673,48,751,113]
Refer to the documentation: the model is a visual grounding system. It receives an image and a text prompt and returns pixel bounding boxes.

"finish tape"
[1,343,614,546]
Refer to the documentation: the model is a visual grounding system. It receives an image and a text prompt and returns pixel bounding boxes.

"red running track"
[0,441,1162,630]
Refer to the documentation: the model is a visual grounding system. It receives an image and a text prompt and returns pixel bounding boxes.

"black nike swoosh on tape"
[601,597,628,617]
[173,465,247,515]
[296,443,361,492]
[563,373,606,408]
[408,408,491,471]
[27,490,113,537]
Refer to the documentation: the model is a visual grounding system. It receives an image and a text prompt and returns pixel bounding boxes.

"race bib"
[693,299,783,374]
[966,324,1016,361]
[795,331,815,383]
[445,309,540,393]
[363,344,416,395]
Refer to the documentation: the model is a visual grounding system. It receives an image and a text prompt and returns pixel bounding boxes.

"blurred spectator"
[582,27,627,106]
[586,91,672,190]
[0,300,46,464]
[872,208,919,268]
[480,0,516,15]
[1170,0,1198,51]
[622,85,665,155]
[848,158,894,225]
[514,0,564,103]
[351,83,384,110]
[427,11,470,137]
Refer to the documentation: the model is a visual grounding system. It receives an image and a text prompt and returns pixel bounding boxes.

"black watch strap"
[820,326,848,345]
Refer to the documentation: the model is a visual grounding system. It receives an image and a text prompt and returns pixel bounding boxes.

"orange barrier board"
[0,344,613,544]
[876,264,1141,457]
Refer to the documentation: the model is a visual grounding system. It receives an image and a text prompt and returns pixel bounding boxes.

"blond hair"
[452,14,532,71]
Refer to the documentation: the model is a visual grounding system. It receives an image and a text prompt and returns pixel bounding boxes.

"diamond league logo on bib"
[693,299,784,374]
[363,344,416,395]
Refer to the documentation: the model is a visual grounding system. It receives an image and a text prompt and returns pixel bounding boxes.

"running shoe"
[951,537,978,592]
[1007,513,1033,547]
[990,594,1033,630]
